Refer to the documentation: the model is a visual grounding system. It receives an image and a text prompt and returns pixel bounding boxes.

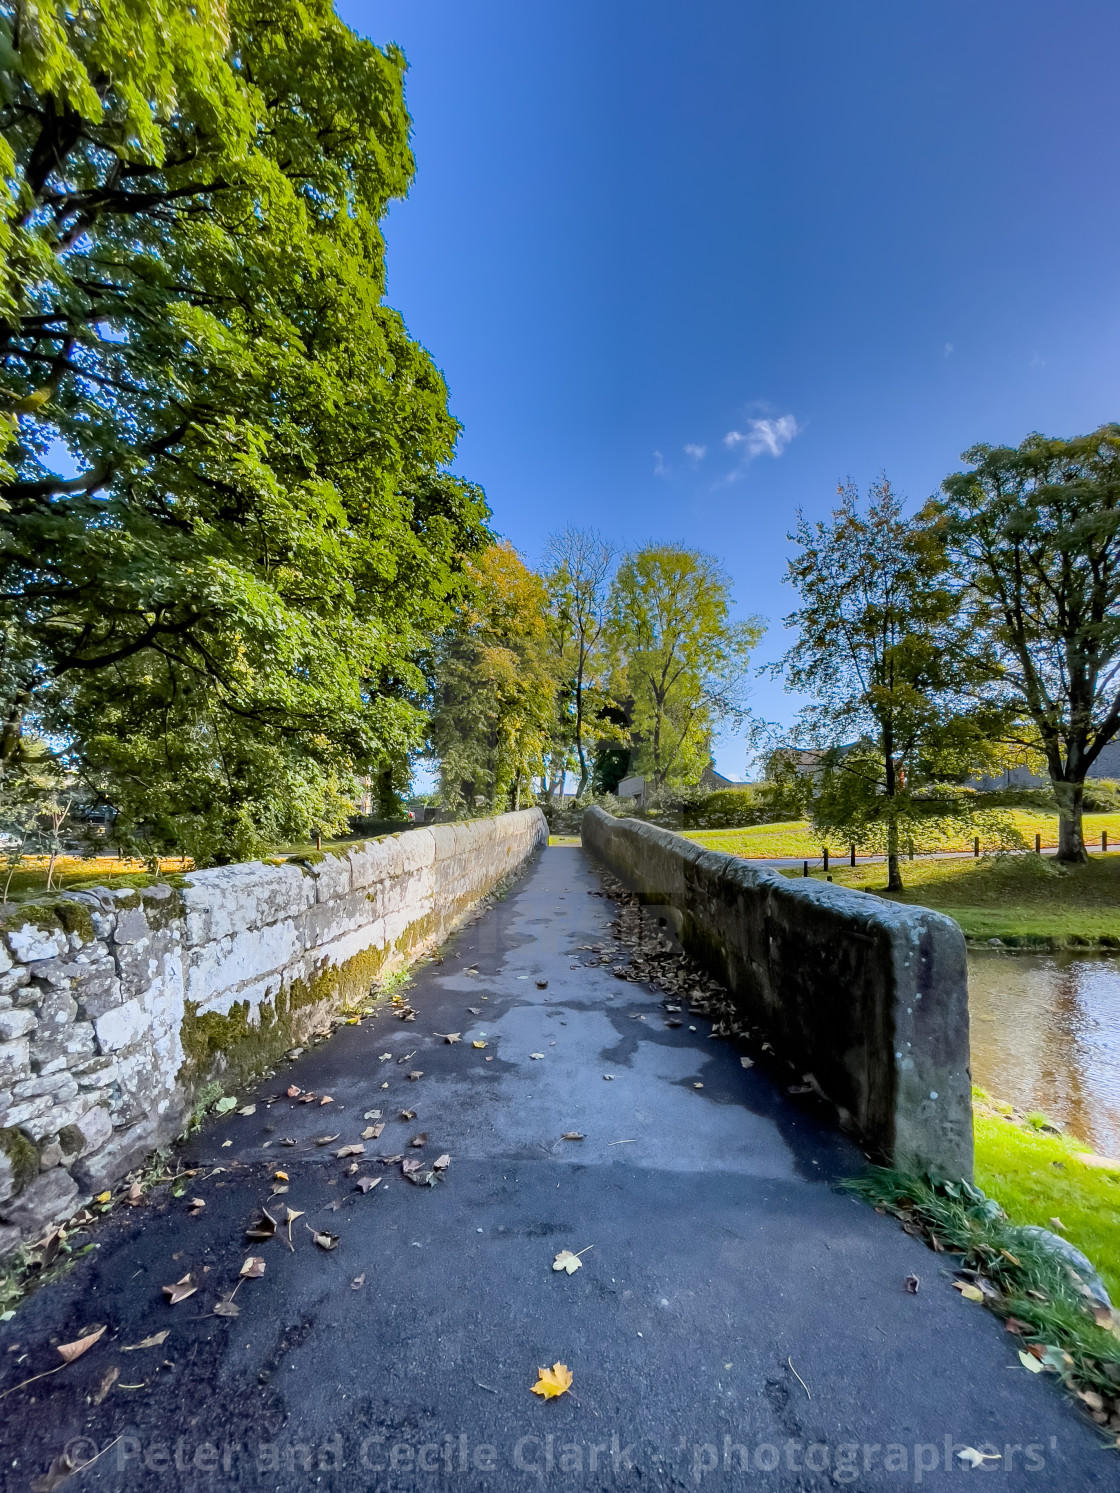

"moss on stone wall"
[0,1126,40,1196]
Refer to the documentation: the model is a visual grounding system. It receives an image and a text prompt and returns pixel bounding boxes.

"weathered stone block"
[0,1008,36,1041]
[60,1104,112,1158]
[29,1020,95,1071]
[0,965,31,1000]
[0,1223,20,1258]
[7,920,70,963]
[72,1106,180,1194]
[0,1038,29,1084]
[12,1072,77,1103]
[0,1094,53,1130]
[94,999,146,1052]
[0,1167,79,1235]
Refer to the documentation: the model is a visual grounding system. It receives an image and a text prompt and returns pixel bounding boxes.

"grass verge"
[776,850,1120,947]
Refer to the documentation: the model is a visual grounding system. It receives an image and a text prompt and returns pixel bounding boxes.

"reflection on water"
[967,952,1120,1156]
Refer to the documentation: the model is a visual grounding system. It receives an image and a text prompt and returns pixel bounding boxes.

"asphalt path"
[0,845,1109,1491]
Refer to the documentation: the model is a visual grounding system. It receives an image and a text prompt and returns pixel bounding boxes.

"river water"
[967,951,1120,1156]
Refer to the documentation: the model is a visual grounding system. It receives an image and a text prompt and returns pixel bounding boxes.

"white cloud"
[943,342,954,357]
[653,449,666,477]
[723,414,799,461]
[683,443,707,463]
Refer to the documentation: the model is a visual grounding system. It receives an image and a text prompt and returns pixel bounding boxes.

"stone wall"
[0,809,547,1254]
[582,806,972,1179]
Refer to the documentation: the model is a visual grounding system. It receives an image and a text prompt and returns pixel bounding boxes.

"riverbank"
[972,1092,1120,1302]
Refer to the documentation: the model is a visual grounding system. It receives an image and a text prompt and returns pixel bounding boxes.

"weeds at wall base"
[847,1167,1120,1441]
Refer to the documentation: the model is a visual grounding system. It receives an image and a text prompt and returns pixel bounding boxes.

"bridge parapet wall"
[0,809,547,1252]
[582,805,972,1179]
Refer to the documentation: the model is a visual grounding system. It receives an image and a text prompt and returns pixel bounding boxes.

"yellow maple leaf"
[531,1362,573,1399]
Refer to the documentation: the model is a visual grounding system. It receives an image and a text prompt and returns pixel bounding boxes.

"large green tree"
[606,545,761,790]
[0,0,487,862]
[936,426,1120,863]
[542,526,614,799]
[777,478,1006,891]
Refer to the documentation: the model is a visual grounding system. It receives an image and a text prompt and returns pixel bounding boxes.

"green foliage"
[777,477,1008,889]
[0,1,489,863]
[428,543,557,813]
[542,528,615,799]
[605,546,763,789]
[936,425,1120,862]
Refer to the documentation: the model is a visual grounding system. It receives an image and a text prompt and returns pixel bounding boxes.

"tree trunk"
[886,817,903,892]
[1054,778,1088,864]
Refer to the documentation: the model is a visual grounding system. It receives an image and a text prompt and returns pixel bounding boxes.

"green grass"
[784,851,1120,945]
[682,810,1120,862]
[973,1098,1120,1302]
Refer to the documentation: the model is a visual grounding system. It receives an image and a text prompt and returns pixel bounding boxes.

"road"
[0,845,1108,1490]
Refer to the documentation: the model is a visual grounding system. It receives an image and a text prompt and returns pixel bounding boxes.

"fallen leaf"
[536,980,548,989]
[740,1056,754,1068]
[125,1182,144,1206]
[351,1274,365,1290]
[531,1362,573,1399]
[530,1053,545,1060]
[467,1007,482,1015]
[1050,1216,1067,1231]
[400,1109,417,1121]
[472,1041,487,1049]
[953,1282,985,1303]
[1000,1248,1021,1266]
[92,1365,119,1404]
[237,1104,256,1116]
[402,1158,423,1174]
[213,1299,240,1317]
[379,1153,404,1164]
[409,1133,428,1148]
[562,1132,584,1141]
[30,1451,78,1492]
[273,1171,289,1182]
[904,1274,920,1294]
[283,1207,304,1250]
[378,1053,392,1061]
[363,1109,383,1120]
[245,1208,277,1241]
[56,1326,106,1365]
[553,1250,583,1275]
[408,1071,423,1081]
[121,1331,169,1352]
[1018,1350,1045,1374]
[95,1191,111,1204]
[361,1124,384,1141]
[1004,1317,1033,1335]
[433,1154,451,1171]
[957,1448,1001,1468]
[214,1096,237,1115]
[189,1197,206,1209]
[315,1134,341,1146]
[297,1094,316,1104]
[240,1256,266,1279]
[355,1176,380,1193]
[162,1275,198,1305]
[603,1074,614,1081]
[221,1140,232,1148]
[693,1082,704,1090]
[436,1032,462,1044]
[307,1226,339,1250]
[279,1137,295,1147]
[286,1086,301,1098]
[335,1144,365,1158]
[319,1095,334,1105]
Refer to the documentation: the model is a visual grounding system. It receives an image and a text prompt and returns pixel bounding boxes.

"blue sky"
[342,0,1120,778]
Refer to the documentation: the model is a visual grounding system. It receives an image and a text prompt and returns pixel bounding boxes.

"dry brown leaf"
[1050,1216,1067,1231]
[472,1041,487,1049]
[283,1206,305,1250]
[297,1093,316,1104]
[56,1325,106,1365]
[904,1274,920,1294]
[1004,1316,1033,1335]
[355,1176,380,1193]
[467,1007,481,1015]
[562,1132,584,1141]
[1091,1302,1114,1329]
[307,1226,339,1251]
[553,1250,583,1275]
[237,1104,256,1116]
[400,1109,416,1121]
[433,1154,451,1171]
[92,1365,119,1405]
[530,1362,573,1399]
[162,1275,198,1305]
[286,1085,301,1098]
[351,1274,365,1290]
[401,1158,423,1175]
[319,1095,334,1105]
[363,1109,383,1120]
[361,1124,384,1141]
[953,1281,985,1303]
[213,1299,240,1317]
[121,1331,169,1352]
[315,1134,341,1146]
[240,1256,266,1279]
[245,1208,277,1241]
[407,1071,423,1081]
[335,1144,365,1158]
[530,1052,545,1060]
[409,1133,428,1148]
[273,1171,289,1182]
[435,1032,462,1043]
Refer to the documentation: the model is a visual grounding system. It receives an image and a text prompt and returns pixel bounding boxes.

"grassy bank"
[683,810,1120,863]
[973,1095,1120,1302]
[780,851,1120,946]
